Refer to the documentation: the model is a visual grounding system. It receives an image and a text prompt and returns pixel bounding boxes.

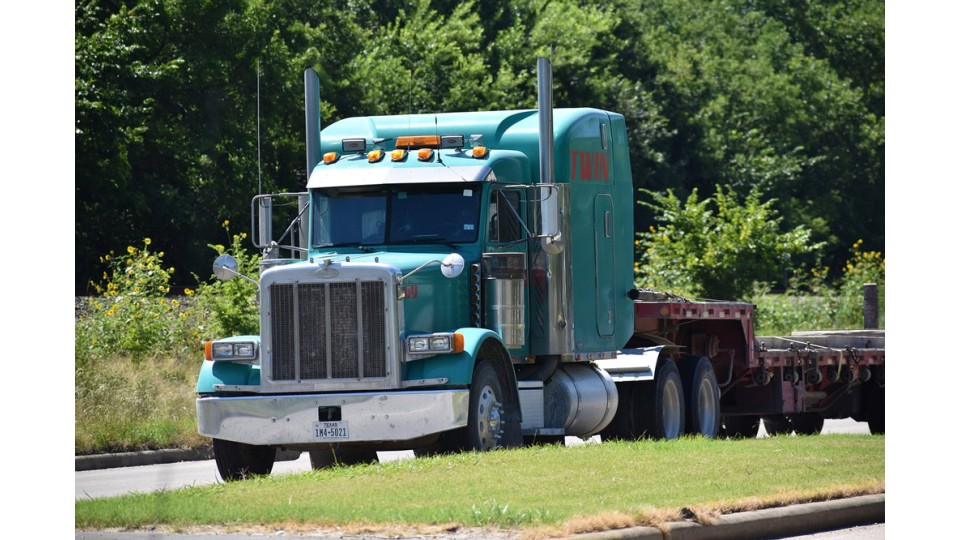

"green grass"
[76,435,884,536]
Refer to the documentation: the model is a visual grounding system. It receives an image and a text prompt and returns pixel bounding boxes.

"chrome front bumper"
[197,390,469,446]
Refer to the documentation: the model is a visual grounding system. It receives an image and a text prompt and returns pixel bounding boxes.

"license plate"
[313,421,349,440]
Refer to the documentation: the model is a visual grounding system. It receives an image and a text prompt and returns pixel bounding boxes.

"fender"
[404,328,506,386]
[196,360,261,393]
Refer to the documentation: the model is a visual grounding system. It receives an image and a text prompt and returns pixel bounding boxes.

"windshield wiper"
[314,242,372,252]
[405,235,457,249]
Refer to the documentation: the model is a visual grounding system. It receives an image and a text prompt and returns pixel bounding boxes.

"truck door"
[594,194,615,337]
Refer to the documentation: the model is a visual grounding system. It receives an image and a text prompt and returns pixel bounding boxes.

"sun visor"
[308,165,491,188]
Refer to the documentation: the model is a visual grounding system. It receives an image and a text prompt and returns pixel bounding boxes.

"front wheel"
[467,360,505,451]
[213,438,276,481]
[635,359,685,439]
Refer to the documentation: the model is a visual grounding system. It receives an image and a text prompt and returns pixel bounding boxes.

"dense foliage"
[75,0,884,292]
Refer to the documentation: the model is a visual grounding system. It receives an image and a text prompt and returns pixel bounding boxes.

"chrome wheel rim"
[476,384,503,450]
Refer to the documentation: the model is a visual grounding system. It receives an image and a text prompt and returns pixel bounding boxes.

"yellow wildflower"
[222,220,230,229]
[127,246,136,255]
[184,288,195,296]
[144,238,152,246]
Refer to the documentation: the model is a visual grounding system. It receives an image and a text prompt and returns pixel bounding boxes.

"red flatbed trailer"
[630,297,885,436]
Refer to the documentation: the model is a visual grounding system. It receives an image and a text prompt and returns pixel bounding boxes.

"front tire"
[213,438,276,481]
[635,359,685,439]
[467,360,505,451]
[679,356,720,437]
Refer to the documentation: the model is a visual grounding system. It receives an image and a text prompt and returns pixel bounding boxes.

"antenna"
[435,115,442,164]
[257,59,263,195]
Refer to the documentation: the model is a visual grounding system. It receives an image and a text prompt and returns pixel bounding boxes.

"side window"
[488,189,523,244]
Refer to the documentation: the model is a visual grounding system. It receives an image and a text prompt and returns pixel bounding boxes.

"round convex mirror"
[440,253,465,278]
[213,254,239,281]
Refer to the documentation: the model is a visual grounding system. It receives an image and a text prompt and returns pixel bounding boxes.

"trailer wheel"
[679,356,720,438]
[862,380,885,435]
[721,415,760,438]
[761,415,792,436]
[309,447,379,468]
[636,359,685,439]
[790,414,824,435]
[213,438,276,481]
[467,360,505,451]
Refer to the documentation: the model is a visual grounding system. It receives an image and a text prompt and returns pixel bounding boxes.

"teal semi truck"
[196,59,885,480]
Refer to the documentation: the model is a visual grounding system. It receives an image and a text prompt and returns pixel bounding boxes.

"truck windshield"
[311,183,482,248]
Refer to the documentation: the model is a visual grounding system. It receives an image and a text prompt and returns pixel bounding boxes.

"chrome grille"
[269,281,387,382]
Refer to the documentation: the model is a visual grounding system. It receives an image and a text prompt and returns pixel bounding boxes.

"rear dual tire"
[635,359,685,439]
[678,356,720,438]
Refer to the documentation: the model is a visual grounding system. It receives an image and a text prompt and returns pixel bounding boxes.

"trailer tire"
[467,360,506,451]
[762,415,792,436]
[721,415,760,438]
[790,414,824,435]
[309,447,379,468]
[213,438,276,481]
[636,359,685,440]
[678,356,720,438]
[862,381,885,435]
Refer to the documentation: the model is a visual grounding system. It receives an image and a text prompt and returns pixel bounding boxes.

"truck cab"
[197,63,640,479]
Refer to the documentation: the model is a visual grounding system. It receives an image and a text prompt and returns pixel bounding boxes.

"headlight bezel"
[405,332,463,358]
[205,340,260,363]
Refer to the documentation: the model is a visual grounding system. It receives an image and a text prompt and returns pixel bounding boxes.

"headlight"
[205,340,259,362]
[406,333,463,356]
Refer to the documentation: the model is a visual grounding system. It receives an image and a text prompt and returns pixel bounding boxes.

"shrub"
[635,184,823,300]
[76,239,202,363]
[191,222,261,338]
[750,241,885,334]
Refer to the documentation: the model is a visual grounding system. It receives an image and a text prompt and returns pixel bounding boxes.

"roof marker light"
[471,146,488,158]
[323,151,339,164]
[391,149,407,161]
[417,148,434,161]
[397,135,441,149]
[368,149,384,163]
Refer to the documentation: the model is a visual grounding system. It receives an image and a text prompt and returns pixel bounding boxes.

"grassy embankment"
[76,434,884,537]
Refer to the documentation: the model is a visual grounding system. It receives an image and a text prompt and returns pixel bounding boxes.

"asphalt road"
[75,418,872,500]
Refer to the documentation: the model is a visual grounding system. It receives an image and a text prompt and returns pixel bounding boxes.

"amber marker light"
[368,149,384,162]
[204,341,213,361]
[391,149,407,161]
[452,333,465,353]
[396,135,441,148]
[471,146,488,158]
[323,151,339,164]
[417,148,434,161]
